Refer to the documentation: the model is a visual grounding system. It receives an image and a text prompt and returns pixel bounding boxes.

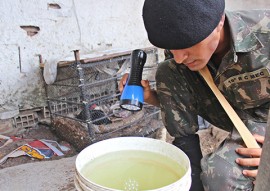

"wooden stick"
[199,66,260,148]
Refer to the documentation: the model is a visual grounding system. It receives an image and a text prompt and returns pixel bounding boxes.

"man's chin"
[185,61,207,71]
[187,65,205,71]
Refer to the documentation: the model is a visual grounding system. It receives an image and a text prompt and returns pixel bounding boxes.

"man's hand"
[235,134,264,179]
[118,73,129,93]
[118,73,160,107]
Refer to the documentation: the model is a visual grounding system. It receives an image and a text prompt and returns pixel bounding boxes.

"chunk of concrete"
[0,156,77,191]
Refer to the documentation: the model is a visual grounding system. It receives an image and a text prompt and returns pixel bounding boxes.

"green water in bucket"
[81,150,185,191]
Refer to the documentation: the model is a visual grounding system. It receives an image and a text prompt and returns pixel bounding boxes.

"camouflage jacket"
[158,10,270,137]
[207,10,270,120]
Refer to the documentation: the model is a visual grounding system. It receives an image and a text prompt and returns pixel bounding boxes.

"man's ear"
[217,14,225,33]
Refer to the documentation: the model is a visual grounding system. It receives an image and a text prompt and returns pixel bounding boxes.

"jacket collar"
[225,11,263,52]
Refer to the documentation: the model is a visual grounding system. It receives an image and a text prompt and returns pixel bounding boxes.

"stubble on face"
[171,27,221,71]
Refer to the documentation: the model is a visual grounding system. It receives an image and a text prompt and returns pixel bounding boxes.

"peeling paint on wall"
[20,26,40,37]
[0,0,152,115]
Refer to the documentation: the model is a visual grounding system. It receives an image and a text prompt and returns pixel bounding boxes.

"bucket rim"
[75,136,191,191]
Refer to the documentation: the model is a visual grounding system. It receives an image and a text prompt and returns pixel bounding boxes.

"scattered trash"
[0,150,26,165]
[0,135,13,149]
[20,144,49,159]
[40,139,70,152]
[76,104,112,125]
[110,101,133,118]
[0,135,70,165]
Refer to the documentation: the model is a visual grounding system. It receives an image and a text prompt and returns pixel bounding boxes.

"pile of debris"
[53,105,164,151]
[0,125,77,169]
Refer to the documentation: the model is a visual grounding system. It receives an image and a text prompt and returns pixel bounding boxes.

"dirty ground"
[0,124,78,170]
[0,123,229,191]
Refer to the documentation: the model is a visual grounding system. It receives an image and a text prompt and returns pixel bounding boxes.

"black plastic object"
[120,49,147,111]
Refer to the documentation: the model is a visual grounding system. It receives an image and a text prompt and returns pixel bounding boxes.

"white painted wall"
[226,0,270,10]
[0,0,269,119]
[0,0,151,118]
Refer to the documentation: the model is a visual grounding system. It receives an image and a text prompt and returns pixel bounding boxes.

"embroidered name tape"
[224,67,270,88]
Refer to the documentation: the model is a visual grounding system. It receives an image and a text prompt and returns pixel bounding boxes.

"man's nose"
[171,50,188,64]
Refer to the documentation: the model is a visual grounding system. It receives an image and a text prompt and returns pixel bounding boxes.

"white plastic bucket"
[75,137,191,191]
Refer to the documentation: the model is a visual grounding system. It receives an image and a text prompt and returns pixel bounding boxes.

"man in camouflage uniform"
[158,9,270,190]
[119,0,270,190]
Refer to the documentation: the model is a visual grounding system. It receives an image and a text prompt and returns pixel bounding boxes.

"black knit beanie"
[142,0,225,49]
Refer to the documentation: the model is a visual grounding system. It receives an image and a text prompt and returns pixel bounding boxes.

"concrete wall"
[226,0,270,10]
[0,0,151,118]
[0,0,270,119]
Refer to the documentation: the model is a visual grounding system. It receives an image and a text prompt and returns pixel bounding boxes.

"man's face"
[170,27,221,71]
